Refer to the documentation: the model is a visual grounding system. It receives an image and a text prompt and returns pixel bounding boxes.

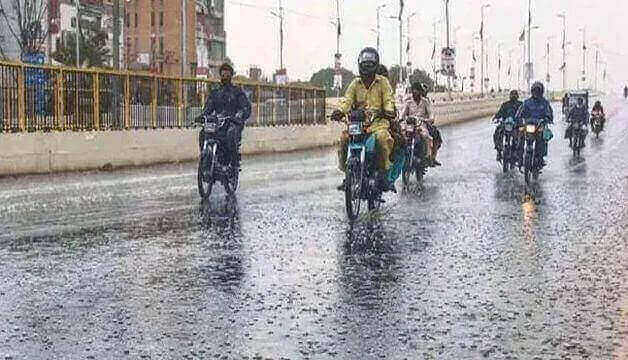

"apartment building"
[124,0,196,76]
[196,0,226,78]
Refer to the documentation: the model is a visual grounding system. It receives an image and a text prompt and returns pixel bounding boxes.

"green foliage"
[389,66,435,92]
[52,31,110,68]
[309,67,356,97]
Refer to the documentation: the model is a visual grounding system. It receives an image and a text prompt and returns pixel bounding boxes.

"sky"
[225,0,627,93]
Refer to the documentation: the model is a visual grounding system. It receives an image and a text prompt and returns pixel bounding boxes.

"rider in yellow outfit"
[332,47,396,192]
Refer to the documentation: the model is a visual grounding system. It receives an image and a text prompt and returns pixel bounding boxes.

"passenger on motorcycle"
[565,97,589,147]
[591,100,606,130]
[200,62,252,168]
[333,47,396,192]
[515,81,554,166]
[399,81,440,166]
[493,90,523,161]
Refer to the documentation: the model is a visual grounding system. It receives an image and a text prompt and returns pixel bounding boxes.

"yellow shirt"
[338,75,395,131]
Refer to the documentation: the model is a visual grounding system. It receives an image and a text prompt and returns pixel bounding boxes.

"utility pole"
[271,0,285,70]
[181,0,187,76]
[406,12,417,84]
[75,0,80,68]
[444,0,451,92]
[376,4,386,55]
[112,0,120,69]
[480,4,490,95]
[398,2,403,84]
[526,0,531,90]
[557,12,566,90]
[497,43,502,91]
[594,45,599,91]
[335,0,340,55]
[580,26,586,89]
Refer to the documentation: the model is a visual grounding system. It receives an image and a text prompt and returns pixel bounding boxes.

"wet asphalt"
[1,97,627,359]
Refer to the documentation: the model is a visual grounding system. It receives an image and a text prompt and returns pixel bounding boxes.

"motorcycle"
[340,109,384,221]
[494,116,518,173]
[569,120,587,158]
[520,118,549,191]
[591,110,603,138]
[195,112,240,199]
[400,117,428,189]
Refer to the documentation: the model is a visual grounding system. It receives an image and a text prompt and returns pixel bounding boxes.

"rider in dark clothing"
[200,62,252,167]
[566,97,588,147]
[493,90,523,160]
[591,100,605,130]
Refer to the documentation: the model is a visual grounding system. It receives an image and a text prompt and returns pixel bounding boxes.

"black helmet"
[509,90,519,101]
[219,62,234,74]
[594,100,601,107]
[376,64,389,78]
[411,81,427,96]
[358,47,379,77]
[531,81,544,98]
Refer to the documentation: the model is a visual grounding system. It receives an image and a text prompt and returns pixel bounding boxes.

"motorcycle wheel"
[345,157,363,221]
[198,151,214,199]
[225,165,239,195]
[402,155,415,189]
[502,137,510,173]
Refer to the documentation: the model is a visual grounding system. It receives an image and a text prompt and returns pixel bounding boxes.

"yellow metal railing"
[0,61,326,132]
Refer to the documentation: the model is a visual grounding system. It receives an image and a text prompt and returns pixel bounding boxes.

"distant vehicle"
[565,91,589,114]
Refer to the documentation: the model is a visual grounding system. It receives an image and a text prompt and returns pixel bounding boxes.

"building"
[249,66,262,82]
[195,0,226,78]
[124,0,196,76]
[49,0,125,68]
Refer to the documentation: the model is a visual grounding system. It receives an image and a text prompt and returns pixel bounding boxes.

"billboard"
[441,47,456,76]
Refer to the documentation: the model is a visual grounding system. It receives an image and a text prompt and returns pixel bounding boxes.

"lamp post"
[480,3,490,95]
[75,0,80,67]
[557,12,567,90]
[579,26,586,89]
[376,4,386,55]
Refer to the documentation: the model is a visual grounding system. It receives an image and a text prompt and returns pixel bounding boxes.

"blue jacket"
[202,83,252,127]
[568,105,589,124]
[515,96,553,125]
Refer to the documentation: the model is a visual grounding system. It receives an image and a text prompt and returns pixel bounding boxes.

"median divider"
[1,94,505,176]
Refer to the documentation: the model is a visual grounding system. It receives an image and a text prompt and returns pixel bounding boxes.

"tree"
[389,66,436,93]
[0,0,49,59]
[52,29,110,68]
[309,67,356,97]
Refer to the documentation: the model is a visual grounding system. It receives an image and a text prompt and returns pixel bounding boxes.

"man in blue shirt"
[515,81,554,166]
[200,62,252,168]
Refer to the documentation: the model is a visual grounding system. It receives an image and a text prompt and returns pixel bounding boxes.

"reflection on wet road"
[1,98,626,359]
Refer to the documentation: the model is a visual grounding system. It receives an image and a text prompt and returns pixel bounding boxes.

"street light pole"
[594,45,599,91]
[181,0,187,76]
[480,4,490,95]
[557,13,566,90]
[376,4,386,55]
[270,0,285,70]
[406,12,417,83]
[526,0,531,90]
[579,26,586,89]
[75,0,80,68]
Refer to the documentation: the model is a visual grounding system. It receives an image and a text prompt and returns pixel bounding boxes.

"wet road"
[1,98,627,359]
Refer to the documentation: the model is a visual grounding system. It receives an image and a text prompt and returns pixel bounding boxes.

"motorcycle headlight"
[526,124,537,133]
[348,123,362,135]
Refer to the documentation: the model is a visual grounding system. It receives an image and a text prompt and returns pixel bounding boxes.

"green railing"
[0,61,326,132]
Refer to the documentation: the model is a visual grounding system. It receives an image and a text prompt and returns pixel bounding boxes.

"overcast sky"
[225,0,627,92]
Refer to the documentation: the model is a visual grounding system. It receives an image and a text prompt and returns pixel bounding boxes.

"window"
[159,36,164,54]
[71,17,76,28]
[151,12,154,27]
[135,13,138,28]
[159,12,163,27]
[125,12,129,27]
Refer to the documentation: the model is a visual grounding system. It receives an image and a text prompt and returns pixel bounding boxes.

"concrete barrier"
[0,97,504,176]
